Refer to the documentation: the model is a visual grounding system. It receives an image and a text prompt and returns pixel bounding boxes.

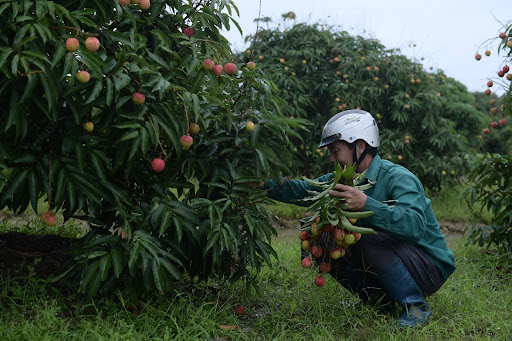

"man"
[263,109,455,328]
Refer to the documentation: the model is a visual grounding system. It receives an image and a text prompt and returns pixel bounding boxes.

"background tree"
[236,15,488,192]
[0,0,308,296]
[465,21,512,267]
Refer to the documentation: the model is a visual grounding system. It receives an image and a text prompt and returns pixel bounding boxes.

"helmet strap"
[352,142,370,171]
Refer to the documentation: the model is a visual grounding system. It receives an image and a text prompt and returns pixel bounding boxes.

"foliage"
[236,17,488,191]
[465,20,512,261]
[0,0,309,296]
[465,153,512,265]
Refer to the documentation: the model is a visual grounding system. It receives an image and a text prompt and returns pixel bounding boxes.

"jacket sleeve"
[362,172,427,244]
[264,173,334,207]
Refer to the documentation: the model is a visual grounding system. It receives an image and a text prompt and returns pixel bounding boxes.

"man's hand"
[329,183,367,211]
[247,180,265,190]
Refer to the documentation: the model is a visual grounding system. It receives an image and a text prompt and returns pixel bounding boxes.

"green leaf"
[55,168,67,207]
[84,80,103,104]
[98,254,111,281]
[110,247,123,278]
[3,168,30,200]
[113,70,131,91]
[11,53,19,76]
[128,241,141,275]
[60,52,74,80]
[205,229,220,252]
[160,258,181,280]
[158,210,172,236]
[117,130,140,143]
[0,48,14,69]
[13,24,31,49]
[79,259,100,292]
[152,259,163,292]
[106,30,134,48]
[20,73,37,103]
[106,77,113,106]
[77,49,103,75]
[50,43,66,67]
[28,170,40,213]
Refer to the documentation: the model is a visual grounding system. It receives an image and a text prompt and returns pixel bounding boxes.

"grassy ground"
[1,185,510,340]
[1,232,511,340]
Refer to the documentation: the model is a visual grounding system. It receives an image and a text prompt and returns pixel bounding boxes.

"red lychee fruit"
[202,59,215,71]
[65,38,80,52]
[299,230,309,241]
[139,0,150,9]
[223,63,237,76]
[234,306,245,315]
[213,64,223,76]
[41,212,57,226]
[301,257,312,268]
[183,27,195,38]
[84,37,100,52]
[77,70,90,83]
[181,135,193,149]
[151,158,165,172]
[188,123,200,135]
[319,262,331,273]
[314,275,326,287]
[132,92,146,105]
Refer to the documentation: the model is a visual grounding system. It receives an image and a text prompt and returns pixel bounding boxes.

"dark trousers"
[304,231,445,299]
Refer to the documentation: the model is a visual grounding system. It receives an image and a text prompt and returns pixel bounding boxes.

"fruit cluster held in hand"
[299,162,377,288]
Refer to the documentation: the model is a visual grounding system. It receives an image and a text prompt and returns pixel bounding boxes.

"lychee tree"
[0,1,308,295]
[465,22,512,267]
[236,16,488,192]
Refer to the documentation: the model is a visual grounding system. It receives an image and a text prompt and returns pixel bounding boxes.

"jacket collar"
[363,154,382,184]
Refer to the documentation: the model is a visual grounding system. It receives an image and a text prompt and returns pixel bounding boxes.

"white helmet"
[319,109,380,148]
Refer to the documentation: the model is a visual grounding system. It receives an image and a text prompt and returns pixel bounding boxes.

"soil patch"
[0,231,77,278]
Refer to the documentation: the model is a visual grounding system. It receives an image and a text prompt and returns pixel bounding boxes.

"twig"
[148,115,169,160]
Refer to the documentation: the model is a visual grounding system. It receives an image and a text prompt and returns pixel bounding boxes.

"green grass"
[1,233,511,340]
[265,201,307,220]
[428,184,475,222]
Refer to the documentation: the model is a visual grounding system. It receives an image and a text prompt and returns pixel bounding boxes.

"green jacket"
[265,154,456,280]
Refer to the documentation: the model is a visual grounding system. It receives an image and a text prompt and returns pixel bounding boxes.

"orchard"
[237,16,488,192]
[0,1,306,296]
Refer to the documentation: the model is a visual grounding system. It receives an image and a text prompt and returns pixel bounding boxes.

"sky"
[221,0,512,94]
